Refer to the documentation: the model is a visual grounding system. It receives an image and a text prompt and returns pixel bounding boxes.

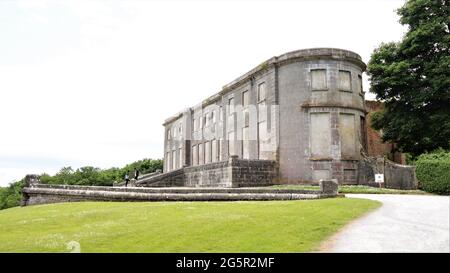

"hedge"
[416,150,450,195]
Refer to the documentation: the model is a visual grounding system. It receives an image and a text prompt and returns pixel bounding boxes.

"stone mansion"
[161,48,369,185]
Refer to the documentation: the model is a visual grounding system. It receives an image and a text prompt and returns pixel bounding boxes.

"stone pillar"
[21,174,40,206]
[25,174,40,187]
[320,179,339,195]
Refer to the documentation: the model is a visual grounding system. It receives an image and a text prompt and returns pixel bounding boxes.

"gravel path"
[325,194,449,252]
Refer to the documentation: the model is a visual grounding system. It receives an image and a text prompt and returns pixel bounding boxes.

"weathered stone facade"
[136,156,278,188]
[163,48,371,185]
[159,48,418,188]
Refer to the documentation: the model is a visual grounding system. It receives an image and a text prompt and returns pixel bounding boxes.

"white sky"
[0,0,407,186]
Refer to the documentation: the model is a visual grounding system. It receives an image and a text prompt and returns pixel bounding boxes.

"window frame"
[310,69,328,91]
[257,82,266,103]
[338,70,352,92]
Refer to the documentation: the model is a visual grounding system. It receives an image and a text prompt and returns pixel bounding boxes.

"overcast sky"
[0,0,407,186]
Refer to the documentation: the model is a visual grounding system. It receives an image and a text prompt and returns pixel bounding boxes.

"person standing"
[134,168,140,181]
[124,172,130,187]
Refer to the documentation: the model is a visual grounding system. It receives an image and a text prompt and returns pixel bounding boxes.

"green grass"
[0,199,380,253]
[270,184,429,195]
[338,185,428,195]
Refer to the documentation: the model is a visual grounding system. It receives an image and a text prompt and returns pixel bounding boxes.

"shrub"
[416,150,450,195]
[0,158,164,210]
[0,179,26,210]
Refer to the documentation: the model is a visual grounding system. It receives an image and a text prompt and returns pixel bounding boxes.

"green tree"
[0,158,164,210]
[367,0,450,156]
[0,179,26,210]
[120,158,163,180]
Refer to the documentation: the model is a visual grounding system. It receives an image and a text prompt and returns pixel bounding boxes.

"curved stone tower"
[276,48,366,183]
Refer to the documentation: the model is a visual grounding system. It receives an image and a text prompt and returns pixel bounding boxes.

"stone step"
[22,180,340,206]
[23,187,330,203]
[31,184,322,194]
[23,184,338,205]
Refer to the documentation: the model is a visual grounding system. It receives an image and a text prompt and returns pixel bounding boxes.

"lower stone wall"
[231,158,278,187]
[184,161,231,187]
[137,156,278,188]
[21,180,339,206]
[357,156,417,189]
[384,161,417,189]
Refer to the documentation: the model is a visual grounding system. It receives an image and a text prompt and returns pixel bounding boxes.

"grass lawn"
[270,184,428,195]
[0,198,380,253]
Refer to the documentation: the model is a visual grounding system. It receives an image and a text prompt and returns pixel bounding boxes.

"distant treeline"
[0,158,163,210]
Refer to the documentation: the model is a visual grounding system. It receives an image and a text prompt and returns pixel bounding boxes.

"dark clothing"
[134,170,140,180]
[125,174,130,187]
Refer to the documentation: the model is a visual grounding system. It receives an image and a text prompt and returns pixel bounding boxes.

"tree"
[367,0,450,156]
[0,179,26,210]
[0,158,164,210]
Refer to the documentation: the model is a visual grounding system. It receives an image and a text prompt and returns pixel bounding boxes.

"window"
[242,90,249,107]
[227,115,234,132]
[339,70,351,91]
[166,152,170,171]
[167,129,171,140]
[344,169,357,184]
[357,75,363,93]
[179,125,182,136]
[219,138,223,161]
[243,110,249,127]
[340,113,356,158]
[179,148,183,168]
[219,107,223,121]
[198,143,204,165]
[212,139,218,162]
[242,108,250,159]
[193,118,198,132]
[192,145,198,166]
[311,69,327,90]
[258,82,266,102]
[228,132,235,156]
[258,121,268,159]
[205,113,210,127]
[228,97,234,114]
[205,141,211,164]
[310,113,331,158]
[172,150,176,170]
[212,111,216,123]
[242,127,249,159]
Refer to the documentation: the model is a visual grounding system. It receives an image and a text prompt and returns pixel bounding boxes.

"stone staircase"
[135,168,184,187]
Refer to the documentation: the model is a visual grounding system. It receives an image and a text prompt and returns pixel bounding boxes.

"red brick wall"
[365,100,406,164]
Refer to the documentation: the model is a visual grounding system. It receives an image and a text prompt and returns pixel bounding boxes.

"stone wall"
[137,156,278,188]
[384,161,417,189]
[357,156,417,189]
[21,180,339,206]
[230,157,278,187]
[184,160,231,187]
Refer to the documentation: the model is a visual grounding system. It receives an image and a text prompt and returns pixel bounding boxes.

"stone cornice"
[301,102,367,113]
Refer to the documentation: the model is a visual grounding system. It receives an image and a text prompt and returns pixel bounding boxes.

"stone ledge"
[25,184,323,194]
[22,187,334,206]
[21,182,340,206]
